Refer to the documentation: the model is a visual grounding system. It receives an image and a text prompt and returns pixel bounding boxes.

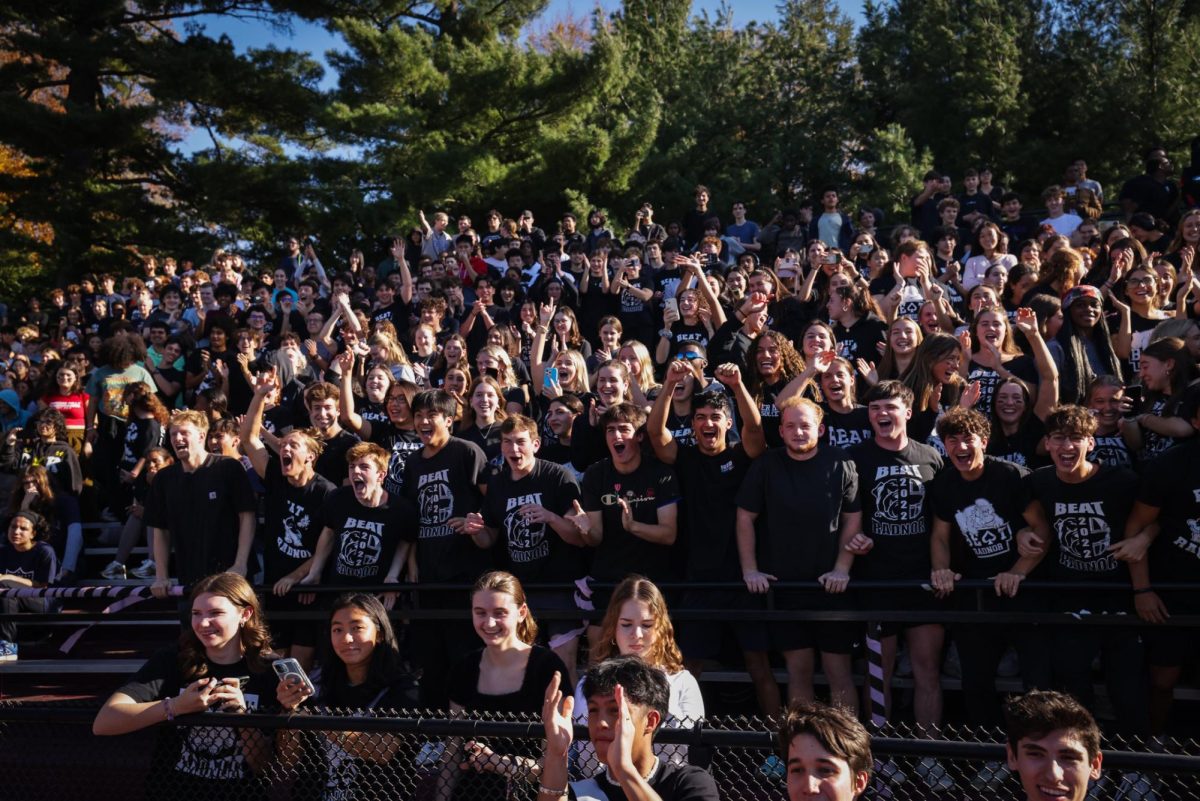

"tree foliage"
[0,0,1197,292]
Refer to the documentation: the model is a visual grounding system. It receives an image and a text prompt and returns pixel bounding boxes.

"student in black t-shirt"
[777,701,873,801]
[402,389,492,709]
[441,572,569,801]
[568,403,679,651]
[1114,402,1200,733]
[477,415,585,679]
[817,358,873,449]
[94,573,276,801]
[928,408,1051,727]
[736,396,861,716]
[648,360,767,701]
[145,411,256,600]
[241,369,336,668]
[539,656,720,801]
[1083,377,1138,469]
[300,381,360,487]
[845,381,945,732]
[274,592,417,801]
[1024,405,1151,735]
[303,442,409,602]
[337,350,423,497]
[0,511,57,653]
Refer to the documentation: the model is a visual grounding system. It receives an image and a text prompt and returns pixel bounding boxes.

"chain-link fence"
[2,701,1198,801]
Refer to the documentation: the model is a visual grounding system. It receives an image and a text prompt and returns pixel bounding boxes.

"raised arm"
[335,350,370,438]
[647,362,688,464]
[1014,307,1060,421]
[715,363,765,458]
[240,367,278,480]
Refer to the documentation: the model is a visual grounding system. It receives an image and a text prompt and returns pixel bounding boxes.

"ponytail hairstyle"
[472,570,538,645]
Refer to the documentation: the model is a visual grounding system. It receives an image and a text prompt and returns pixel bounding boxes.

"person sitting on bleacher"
[0,511,57,661]
[93,572,276,801]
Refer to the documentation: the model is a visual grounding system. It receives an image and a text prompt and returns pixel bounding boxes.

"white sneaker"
[100,561,126,580]
[0,641,18,663]
[130,559,156,579]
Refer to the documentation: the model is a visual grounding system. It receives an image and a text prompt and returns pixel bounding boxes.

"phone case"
[272,658,315,695]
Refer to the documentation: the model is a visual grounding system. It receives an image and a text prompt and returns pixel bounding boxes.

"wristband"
[538,785,568,797]
[659,329,673,339]
[164,696,175,721]
[1133,587,1154,595]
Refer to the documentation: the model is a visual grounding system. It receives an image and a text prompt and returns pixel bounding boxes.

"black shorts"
[1144,593,1200,668]
[857,588,946,638]
[676,589,768,657]
[263,590,320,649]
[767,590,859,655]
[525,589,588,647]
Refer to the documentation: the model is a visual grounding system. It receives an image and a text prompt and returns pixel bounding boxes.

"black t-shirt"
[144,455,256,585]
[930,458,1030,578]
[119,417,164,471]
[117,647,275,801]
[1138,441,1200,585]
[674,442,754,581]
[448,645,568,714]
[481,459,584,583]
[823,405,873,449]
[314,429,360,487]
[966,356,1038,416]
[320,486,406,586]
[736,446,859,581]
[986,416,1048,469]
[758,378,789,449]
[849,439,943,578]
[1089,431,1136,470]
[306,679,416,801]
[262,456,337,582]
[0,541,56,584]
[1027,464,1134,607]
[581,457,680,582]
[368,420,423,497]
[369,302,405,330]
[401,437,491,582]
[1139,386,1200,460]
[568,760,720,801]
[458,422,504,478]
[833,316,887,361]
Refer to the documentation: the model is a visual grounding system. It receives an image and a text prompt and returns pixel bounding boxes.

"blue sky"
[185,1,864,152]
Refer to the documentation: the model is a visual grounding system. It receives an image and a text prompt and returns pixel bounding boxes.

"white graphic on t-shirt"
[1173,519,1200,560]
[417,468,454,538]
[175,692,260,780]
[1053,501,1117,572]
[505,492,548,564]
[954,499,1012,558]
[870,465,926,536]
[1089,436,1132,468]
[278,500,311,560]
[337,519,383,578]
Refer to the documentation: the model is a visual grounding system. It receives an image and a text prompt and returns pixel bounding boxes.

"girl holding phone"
[93,573,276,801]
[274,593,416,801]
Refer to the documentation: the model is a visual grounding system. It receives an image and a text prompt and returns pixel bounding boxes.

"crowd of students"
[0,162,1198,782]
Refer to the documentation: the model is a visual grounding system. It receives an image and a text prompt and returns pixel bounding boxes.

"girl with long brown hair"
[94,572,277,799]
[573,575,704,769]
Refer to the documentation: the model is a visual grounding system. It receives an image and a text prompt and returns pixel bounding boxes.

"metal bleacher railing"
[0,701,1198,801]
